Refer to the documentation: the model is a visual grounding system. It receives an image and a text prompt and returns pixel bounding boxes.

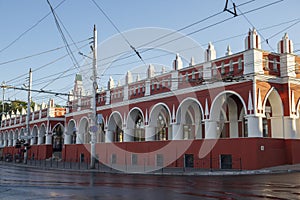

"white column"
[230,121,239,138]
[271,117,284,138]
[8,138,12,146]
[124,128,134,142]
[105,130,114,143]
[46,134,52,145]
[12,139,17,146]
[30,137,35,145]
[145,126,155,141]
[205,120,218,139]
[3,139,7,147]
[172,124,182,140]
[195,123,203,139]
[38,136,43,145]
[246,115,263,137]
[76,133,83,144]
[283,117,297,139]
[64,133,71,144]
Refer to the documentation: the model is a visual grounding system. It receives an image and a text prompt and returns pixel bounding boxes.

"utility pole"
[24,68,32,164]
[2,81,5,115]
[90,25,98,169]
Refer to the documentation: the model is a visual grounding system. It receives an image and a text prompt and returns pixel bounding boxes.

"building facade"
[1,29,300,170]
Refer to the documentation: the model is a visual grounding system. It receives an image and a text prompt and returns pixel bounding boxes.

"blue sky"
[0,0,299,105]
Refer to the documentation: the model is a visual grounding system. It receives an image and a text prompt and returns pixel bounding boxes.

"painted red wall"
[61,138,300,170]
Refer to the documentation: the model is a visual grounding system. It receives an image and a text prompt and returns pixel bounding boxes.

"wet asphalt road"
[0,164,300,200]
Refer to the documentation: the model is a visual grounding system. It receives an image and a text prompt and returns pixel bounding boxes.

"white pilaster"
[38,136,44,145]
[205,120,218,139]
[246,115,263,137]
[172,124,182,140]
[105,130,114,143]
[145,126,155,141]
[243,49,264,75]
[64,132,71,144]
[124,128,134,142]
[283,117,297,139]
[46,134,52,145]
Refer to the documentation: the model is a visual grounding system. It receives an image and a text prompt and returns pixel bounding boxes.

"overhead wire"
[46,0,81,70]
[0,38,90,67]
[0,0,66,54]
[90,0,146,65]
[230,0,284,52]
[3,0,293,103]
[92,0,285,70]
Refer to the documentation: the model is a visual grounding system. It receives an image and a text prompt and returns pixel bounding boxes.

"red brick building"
[2,29,300,170]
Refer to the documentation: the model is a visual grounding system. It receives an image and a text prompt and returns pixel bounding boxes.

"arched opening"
[31,126,38,145]
[0,133,3,146]
[176,99,203,140]
[52,124,64,152]
[78,118,89,144]
[210,92,247,139]
[4,132,8,146]
[13,130,18,146]
[262,88,284,138]
[67,120,77,144]
[19,128,25,141]
[39,125,46,144]
[149,104,171,141]
[127,109,145,142]
[8,131,13,146]
[107,112,123,142]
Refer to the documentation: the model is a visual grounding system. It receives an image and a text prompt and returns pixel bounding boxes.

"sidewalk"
[2,160,300,176]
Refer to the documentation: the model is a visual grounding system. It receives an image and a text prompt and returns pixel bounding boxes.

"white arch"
[31,125,39,145]
[78,117,89,144]
[176,97,204,120]
[108,111,123,128]
[262,87,284,138]
[149,102,172,125]
[52,123,65,133]
[127,107,144,124]
[38,124,46,144]
[262,87,283,117]
[67,119,77,131]
[65,119,77,144]
[210,90,247,120]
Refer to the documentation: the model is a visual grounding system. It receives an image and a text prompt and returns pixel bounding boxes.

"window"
[137,85,140,94]
[156,154,164,167]
[111,154,117,164]
[132,154,138,165]
[198,69,203,79]
[264,57,269,71]
[151,82,155,91]
[185,72,189,82]
[212,64,217,77]
[238,57,243,71]
[221,62,225,74]
[179,74,183,82]
[229,60,234,73]
[220,154,232,169]
[273,58,278,72]
[192,70,195,80]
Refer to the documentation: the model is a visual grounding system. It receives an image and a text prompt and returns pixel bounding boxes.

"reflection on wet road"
[0,164,299,199]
